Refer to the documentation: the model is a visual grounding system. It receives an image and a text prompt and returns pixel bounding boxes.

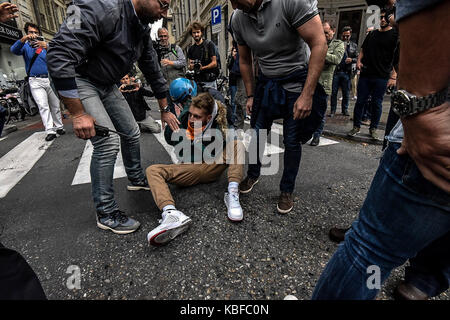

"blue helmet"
[169,78,197,103]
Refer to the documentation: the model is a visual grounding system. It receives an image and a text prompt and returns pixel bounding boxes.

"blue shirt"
[10,40,49,77]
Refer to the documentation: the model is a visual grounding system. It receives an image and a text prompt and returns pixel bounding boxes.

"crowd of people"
[0,0,448,301]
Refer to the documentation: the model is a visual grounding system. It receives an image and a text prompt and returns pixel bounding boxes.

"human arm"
[237,44,255,115]
[356,48,364,70]
[293,15,327,120]
[325,41,345,66]
[396,0,450,192]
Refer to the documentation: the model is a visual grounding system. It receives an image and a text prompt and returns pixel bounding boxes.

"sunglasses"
[157,0,169,10]
[380,15,387,21]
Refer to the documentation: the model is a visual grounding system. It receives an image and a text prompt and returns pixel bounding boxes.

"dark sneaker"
[57,128,66,135]
[277,192,293,214]
[127,179,150,191]
[96,210,140,234]
[328,227,350,243]
[369,128,379,140]
[328,113,335,118]
[45,134,57,141]
[239,176,259,194]
[347,127,360,137]
[310,135,320,146]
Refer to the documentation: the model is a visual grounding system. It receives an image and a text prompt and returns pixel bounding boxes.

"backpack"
[203,40,221,78]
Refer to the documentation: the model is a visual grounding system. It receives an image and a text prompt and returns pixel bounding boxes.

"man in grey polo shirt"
[230,0,327,213]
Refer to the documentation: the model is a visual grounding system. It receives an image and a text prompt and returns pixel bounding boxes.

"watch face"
[392,90,411,115]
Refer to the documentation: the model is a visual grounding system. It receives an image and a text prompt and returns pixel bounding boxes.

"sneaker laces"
[228,191,241,208]
[111,210,129,224]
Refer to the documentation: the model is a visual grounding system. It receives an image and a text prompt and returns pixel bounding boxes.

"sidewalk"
[321,94,392,145]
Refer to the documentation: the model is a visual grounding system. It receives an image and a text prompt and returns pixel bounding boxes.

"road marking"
[245,120,339,146]
[71,140,127,186]
[306,136,339,146]
[0,132,54,198]
[153,121,180,164]
[0,136,7,142]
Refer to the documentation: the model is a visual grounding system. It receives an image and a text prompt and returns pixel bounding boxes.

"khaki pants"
[146,140,244,210]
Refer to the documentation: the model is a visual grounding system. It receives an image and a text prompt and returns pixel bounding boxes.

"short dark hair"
[188,21,204,36]
[323,21,335,30]
[24,22,41,35]
[191,92,215,115]
[342,26,352,33]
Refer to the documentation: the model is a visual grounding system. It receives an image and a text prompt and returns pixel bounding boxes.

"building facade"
[0,0,67,82]
[318,0,370,47]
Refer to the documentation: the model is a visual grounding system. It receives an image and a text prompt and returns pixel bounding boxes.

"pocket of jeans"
[402,158,450,208]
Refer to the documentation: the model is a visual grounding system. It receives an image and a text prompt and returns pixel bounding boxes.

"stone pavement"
[321,94,393,145]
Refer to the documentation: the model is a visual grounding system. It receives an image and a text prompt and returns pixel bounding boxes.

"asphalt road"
[0,106,448,300]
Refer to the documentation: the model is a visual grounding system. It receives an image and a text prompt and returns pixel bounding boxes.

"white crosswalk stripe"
[244,120,339,147]
[153,120,180,164]
[0,132,54,198]
[71,140,127,186]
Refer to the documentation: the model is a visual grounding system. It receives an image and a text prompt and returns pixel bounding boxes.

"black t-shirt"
[361,29,398,79]
[187,40,216,82]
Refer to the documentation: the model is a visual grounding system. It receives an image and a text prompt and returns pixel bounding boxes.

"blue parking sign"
[211,6,221,25]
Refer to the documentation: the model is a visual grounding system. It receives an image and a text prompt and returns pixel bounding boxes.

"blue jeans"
[247,87,325,193]
[362,95,373,121]
[353,76,388,130]
[312,143,450,300]
[405,231,450,297]
[312,85,329,137]
[0,105,6,137]
[330,72,350,114]
[76,77,146,215]
[229,84,237,123]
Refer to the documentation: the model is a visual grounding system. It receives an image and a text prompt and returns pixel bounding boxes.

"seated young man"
[146,92,244,246]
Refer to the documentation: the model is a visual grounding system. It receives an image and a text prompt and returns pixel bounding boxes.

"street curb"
[2,124,18,137]
[322,129,383,145]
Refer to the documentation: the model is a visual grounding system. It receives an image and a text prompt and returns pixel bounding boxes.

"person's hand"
[161,111,180,131]
[293,93,313,120]
[356,61,363,70]
[161,59,173,67]
[246,97,254,116]
[34,40,47,49]
[21,33,36,43]
[72,113,96,140]
[0,3,18,23]
[387,78,396,88]
[397,103,450,193]
[345,58,352,64]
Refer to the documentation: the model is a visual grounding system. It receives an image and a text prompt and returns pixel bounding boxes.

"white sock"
[228,182,239,194]
[162,205,176,212]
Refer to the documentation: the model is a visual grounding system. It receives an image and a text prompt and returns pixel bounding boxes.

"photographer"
[10,22,65,142]
[155,27,186,86]
[187,21,219,90]
[119,73,161,133]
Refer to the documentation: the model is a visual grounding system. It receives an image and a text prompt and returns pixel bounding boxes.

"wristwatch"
[160,105,170,113]
[392,87,448,117]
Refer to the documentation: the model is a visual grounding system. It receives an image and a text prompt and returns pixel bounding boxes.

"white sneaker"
[224,192,243,222]
[147,210,192,246]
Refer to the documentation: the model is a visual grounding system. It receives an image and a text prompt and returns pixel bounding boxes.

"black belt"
[30,74,48,78]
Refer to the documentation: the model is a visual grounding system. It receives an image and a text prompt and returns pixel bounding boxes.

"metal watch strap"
[160,105,170,113]
[410,87,448,116]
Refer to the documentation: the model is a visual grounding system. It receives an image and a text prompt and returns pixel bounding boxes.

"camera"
[30,36,45,48]
[193,59,202,75]
[153,40,169,63]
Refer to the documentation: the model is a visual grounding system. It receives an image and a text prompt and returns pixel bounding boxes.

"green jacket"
[319,39,345,96]
[164,100,230,163]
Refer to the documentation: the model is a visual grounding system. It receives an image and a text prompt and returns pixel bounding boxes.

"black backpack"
[202,40,221,79]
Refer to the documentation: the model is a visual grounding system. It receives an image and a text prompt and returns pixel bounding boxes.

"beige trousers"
[146,140,244,210]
